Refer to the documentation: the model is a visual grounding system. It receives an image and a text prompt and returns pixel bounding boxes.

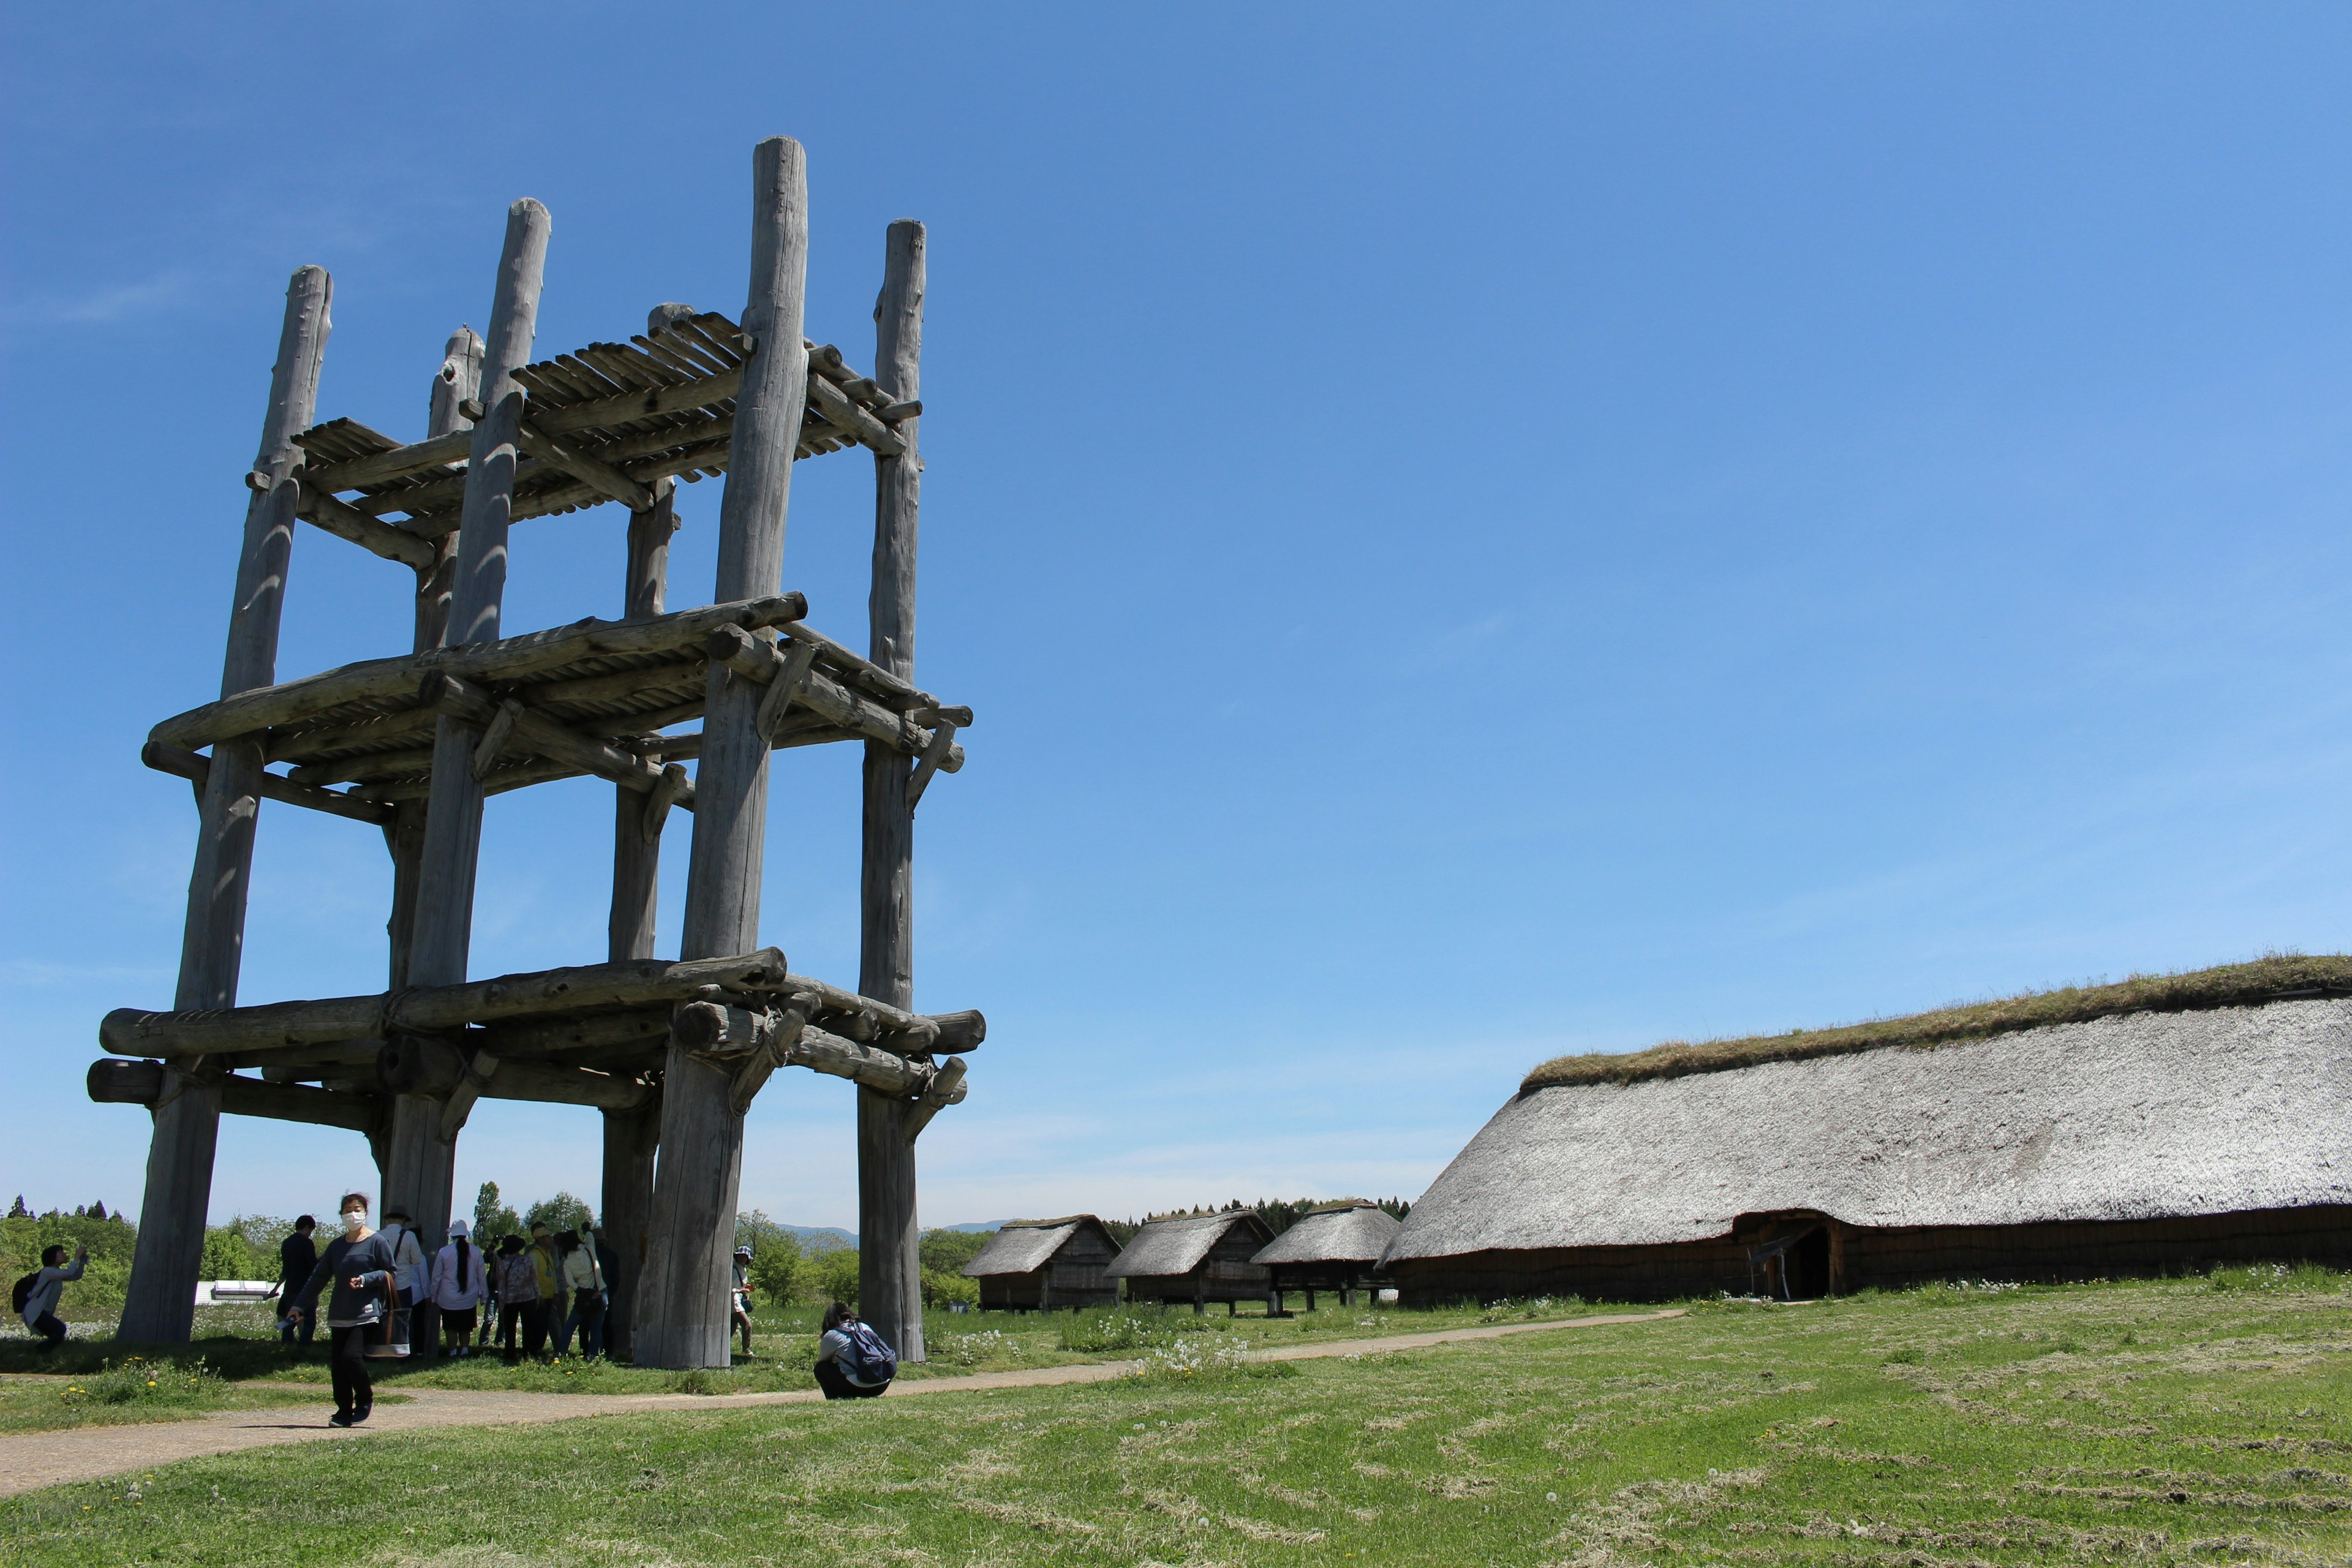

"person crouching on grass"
[285,1193,398,1428]
[812,1302,897,1400]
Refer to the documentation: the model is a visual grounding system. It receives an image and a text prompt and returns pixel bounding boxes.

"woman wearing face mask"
[286,1193,399,1427]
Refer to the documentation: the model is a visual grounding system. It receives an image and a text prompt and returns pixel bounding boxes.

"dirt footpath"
[0,1310,1682,1498]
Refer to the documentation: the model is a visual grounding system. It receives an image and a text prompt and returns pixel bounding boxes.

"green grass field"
[0,1297,1532,1423]
[3,1267,2346,1566]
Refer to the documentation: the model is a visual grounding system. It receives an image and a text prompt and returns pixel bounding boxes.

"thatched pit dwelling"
[957,1216,1121,1312]
[1381,959,2352,1303]
[1251,1200,1400,1313]
[1108,1210,1275,1313]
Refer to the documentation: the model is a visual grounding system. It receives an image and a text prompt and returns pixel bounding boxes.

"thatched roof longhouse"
[1392,999,2350,1267]
[960,1217,1109,1278]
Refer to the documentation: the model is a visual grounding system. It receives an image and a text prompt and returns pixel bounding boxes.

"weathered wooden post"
[386,326,482,992]
[637,136,809,1369]
[600,455,679,1362]
[386,200,550,1283]
[119,265,333,1343]
[858,219,927,1362]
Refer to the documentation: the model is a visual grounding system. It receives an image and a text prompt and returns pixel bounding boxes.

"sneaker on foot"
[329,1412,354,1428]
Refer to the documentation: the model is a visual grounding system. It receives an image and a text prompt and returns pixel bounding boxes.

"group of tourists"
[273,1194,620,1426]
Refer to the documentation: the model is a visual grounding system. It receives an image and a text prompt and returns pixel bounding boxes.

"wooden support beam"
[436,1051,498,1139]
[91,1059,383,1134]
[532,366,743,436]
[671,1003,935,1098]
[641,135,810,1372]
[151,593,805,752]
[142,740,393,827]
[905,718,957,811]
[100,948,793,1058]
[707,624,963,766]
[641,762,690,842]
[753,637,819,740]
[515,418,657,510]
[379,1035,650,1110]
[304,429,472,494]
[123,263,333,1347]
[476,1006,673,1059]
[860,216,928,1361]
[807,371,906,456]
[293,480,438,569]
[421,674,689,804]
[900,1056,968,1145]
[468,698,522,781]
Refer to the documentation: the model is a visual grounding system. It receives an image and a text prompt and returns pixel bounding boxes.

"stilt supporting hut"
[92,137,984,1368]
[959,1217,1121,1312]
[1107,1211,1275,1314]
[1251,1200,1400,1315]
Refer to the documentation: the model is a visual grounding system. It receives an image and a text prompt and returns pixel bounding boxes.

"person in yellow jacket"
[526,1223,560,1355]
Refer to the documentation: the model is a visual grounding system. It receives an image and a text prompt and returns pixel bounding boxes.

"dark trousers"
[278,1302,315,1348]
[30,1312,67,1349]
[560,1289,605,1357]
[521,1298,551,1355]
[497,1302,525,1354]
[814,1360,887,1400]
[328,1324,374,1417]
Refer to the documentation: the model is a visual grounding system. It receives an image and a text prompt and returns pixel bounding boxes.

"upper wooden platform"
[291,311,914,538]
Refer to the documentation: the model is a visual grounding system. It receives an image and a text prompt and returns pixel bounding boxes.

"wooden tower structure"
[86,137,979,1369]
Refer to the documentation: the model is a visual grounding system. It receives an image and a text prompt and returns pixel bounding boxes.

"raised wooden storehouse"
[1108,1210,1275,1313]
[1382,960,2352,1304]
[959,1216,1120,1312]
[1252,1200,1399,1313]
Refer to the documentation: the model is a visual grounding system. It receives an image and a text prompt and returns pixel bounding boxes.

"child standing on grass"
[18,1244,87,1349]
[287,1193,398,1428]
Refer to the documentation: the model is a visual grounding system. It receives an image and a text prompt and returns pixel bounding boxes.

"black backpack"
[11,1270,39,1314]
[838,1317,899,1384]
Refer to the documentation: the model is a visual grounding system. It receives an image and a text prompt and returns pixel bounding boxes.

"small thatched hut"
[1108,1210,1275,1313]
[1383,959,2352,1303]
[1251,1200,1400,1313]
[959,1216,1121,1312]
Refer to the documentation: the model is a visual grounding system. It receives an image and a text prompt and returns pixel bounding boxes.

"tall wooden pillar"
[386,325,482,992]
[601,472,677,1361]
[858,219,927,1362]
[388,200,550,1275]
[120,266,332,1343]
[638,137,809,1369]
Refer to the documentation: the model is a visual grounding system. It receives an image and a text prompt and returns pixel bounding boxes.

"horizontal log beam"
[143,740,394,827]
[88,1059,383,1133]
[533,366,744,436]
[303,430,471,494]
[293,480,438,569]
[805,372,905,456]
[423,674,692,806]
[151,594,806,751]
[514,420,657,510]
[379,1036,650,1110]
[100,949,794,1058]
[707,626,964,768]
[671,1003,934,1098]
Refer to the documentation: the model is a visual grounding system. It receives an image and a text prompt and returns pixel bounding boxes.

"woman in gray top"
[287,1193,398,1427]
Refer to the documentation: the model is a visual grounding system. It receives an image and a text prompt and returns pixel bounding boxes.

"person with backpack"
[274,1216,317,1349]
[429,1219,488,1359]
[15,1244,87,1350]
[731,1246,757,1357]
[812,1301,895,1400]
[556,1229,605,1358]
[284,1193,398,1428]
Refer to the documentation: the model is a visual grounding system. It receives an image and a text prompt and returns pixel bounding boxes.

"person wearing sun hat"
[731,1246,757,1357]
[430,1218,488,1359]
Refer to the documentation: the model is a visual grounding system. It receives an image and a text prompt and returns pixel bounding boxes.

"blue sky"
[6,4,2351,1232]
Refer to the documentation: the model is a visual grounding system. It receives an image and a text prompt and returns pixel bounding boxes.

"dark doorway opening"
[1784,1226,1831,1299]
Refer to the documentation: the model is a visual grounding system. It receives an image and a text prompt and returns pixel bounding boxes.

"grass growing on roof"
[1523,951,2352,1090]
[4,1269,2346,1564]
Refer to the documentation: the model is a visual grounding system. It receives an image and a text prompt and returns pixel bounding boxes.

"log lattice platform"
[141,595,967,814]
[287,312,916,559]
